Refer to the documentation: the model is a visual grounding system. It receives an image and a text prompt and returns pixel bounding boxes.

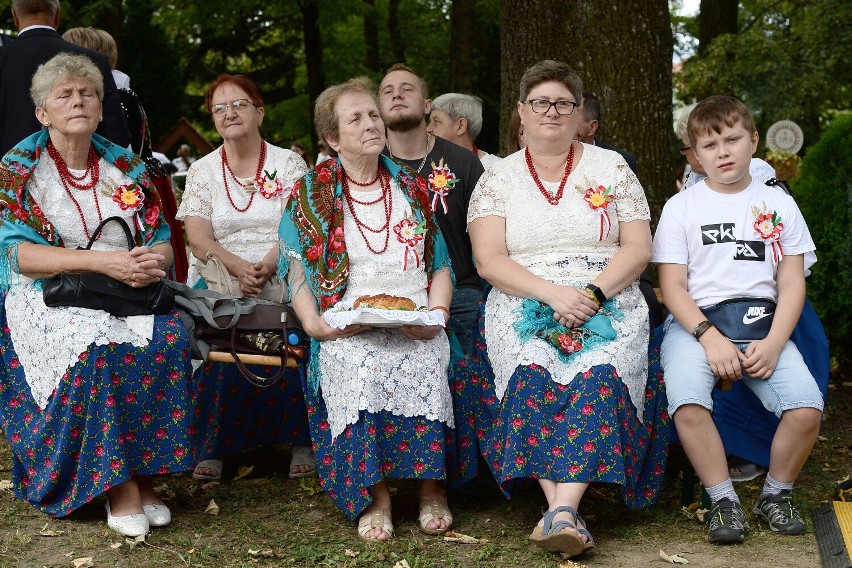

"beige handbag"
[196,252,288,302]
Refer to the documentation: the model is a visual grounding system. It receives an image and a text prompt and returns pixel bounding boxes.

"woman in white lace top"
[466,60,671,558]
[175,74,315,482]
[279,77,456,542]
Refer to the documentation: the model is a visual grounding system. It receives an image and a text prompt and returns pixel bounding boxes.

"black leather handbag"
[700,297,776,342]
[42,216,174,317]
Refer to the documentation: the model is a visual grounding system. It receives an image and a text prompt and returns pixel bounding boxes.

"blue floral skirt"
[305,372,451,521]
[190,361,311,460]
[470,301,671,508]
[0,307,196,517]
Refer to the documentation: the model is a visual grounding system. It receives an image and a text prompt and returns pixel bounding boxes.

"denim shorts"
[660,315,824,418]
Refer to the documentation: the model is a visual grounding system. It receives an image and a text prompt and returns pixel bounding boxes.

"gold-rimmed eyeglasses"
[524,99,579,116]
[211,99,256,116]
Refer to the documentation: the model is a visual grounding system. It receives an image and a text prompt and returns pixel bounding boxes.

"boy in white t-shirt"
[652,96,823,544]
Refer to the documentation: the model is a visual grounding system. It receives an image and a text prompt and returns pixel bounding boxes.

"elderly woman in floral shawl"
[278,77,457,541]
[0,53,195,537]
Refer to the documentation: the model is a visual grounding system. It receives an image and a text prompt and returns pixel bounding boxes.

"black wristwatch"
[584,283,607,305]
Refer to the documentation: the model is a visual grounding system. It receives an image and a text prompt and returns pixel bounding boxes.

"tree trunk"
[387,0,405,64]
[500,0,674,223]
[300,0,324,149]
[363,0,381,73]
[450,0,475,93]
[698,0,739,54]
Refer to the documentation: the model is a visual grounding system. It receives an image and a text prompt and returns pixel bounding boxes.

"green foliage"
[792,113,852,367]
[677,0,852,151]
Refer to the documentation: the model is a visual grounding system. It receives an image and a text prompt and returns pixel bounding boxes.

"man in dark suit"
[576,92,638,175]
[0,0,130,155]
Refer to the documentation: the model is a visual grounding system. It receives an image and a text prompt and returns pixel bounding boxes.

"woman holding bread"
[279,77,456,541]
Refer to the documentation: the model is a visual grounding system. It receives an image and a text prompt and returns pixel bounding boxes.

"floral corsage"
[257,168,284,199]
[583,184,614,240]
[752,201,784,265]
[112,182,145,211]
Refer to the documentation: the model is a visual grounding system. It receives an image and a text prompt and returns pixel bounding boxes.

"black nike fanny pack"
[700,297,776,342]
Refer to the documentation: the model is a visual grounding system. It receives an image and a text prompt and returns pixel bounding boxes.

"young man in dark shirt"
[379,64,485,355]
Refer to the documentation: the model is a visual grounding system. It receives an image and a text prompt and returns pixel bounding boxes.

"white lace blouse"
[313,179,454,440]
[468,144,652,421]
[5,158,156,409]
[176,143,308,284]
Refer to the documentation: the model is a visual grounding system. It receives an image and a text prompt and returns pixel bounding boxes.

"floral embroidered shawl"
[0,130,170,290]
[278,154,451,311]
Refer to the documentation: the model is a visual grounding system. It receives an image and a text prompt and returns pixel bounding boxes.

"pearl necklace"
[525,144,575,206]
[387,133,431,174]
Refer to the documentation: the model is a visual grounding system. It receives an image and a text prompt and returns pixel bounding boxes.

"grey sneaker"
[752,490,806,535]
[707,498,750,544]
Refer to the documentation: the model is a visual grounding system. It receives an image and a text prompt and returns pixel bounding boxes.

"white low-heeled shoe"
[143,503,172,527]
[105,501,149,537]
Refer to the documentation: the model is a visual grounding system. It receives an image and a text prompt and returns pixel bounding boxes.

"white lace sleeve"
[613,160,650,223]
[468,167,506,223]
[279,153,310,189]
[176,160,214,220]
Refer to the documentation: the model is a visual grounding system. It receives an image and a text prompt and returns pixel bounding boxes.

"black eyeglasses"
[211,99,256,116]
[524,99,579,116]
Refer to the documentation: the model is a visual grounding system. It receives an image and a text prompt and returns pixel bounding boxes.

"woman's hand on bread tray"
[304,312,371,341]
[400,324,443,341]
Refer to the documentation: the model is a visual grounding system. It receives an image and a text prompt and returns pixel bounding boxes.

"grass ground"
[0,380,848,568]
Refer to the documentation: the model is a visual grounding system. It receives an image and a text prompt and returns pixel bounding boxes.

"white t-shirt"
[652,178,815,307]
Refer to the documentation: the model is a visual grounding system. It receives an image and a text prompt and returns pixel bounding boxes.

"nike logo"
[742,311,772,325]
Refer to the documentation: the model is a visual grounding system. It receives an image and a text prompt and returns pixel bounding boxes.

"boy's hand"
[741,338,784,379]
[700,329,746,381]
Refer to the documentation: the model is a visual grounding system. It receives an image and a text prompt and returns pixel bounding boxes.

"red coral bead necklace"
[342,165,392,254]
[525,143,575,206]
[48,140,102,239]
[221,139,266,212]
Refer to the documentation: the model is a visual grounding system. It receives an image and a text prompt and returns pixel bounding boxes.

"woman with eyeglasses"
[176,74,315,483]
[466,60,671,558]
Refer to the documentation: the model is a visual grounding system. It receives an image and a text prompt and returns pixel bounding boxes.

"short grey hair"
[30,53,104,109]
[431,93,484,140]
[314,76,379,144]
[11,0,59,19]
[675,103,697,143]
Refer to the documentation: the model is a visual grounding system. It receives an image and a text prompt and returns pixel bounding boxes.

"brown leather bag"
[196,299,307,388]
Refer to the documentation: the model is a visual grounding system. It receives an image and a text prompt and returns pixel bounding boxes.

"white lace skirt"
[318,328,454,440]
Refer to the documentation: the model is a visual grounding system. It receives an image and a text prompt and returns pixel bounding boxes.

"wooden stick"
[206,351,298,368]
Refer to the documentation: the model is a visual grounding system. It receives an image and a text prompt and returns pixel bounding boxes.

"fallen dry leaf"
[818,435,828,442]
[660,549,690,564]
[0,480,13,490]
[205,498,220,515]
[695,507,709,522]
[559,559,588,568]
[377,552,386,561]
[443,531,487,544]
[201,481,220,491]
[71,558,94,568]
[38,522,63,537]
[247,549,275,558]
[344,549,360,557]
[233,465,254,481]
[392,561,411,568]
[109,542,122,549]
